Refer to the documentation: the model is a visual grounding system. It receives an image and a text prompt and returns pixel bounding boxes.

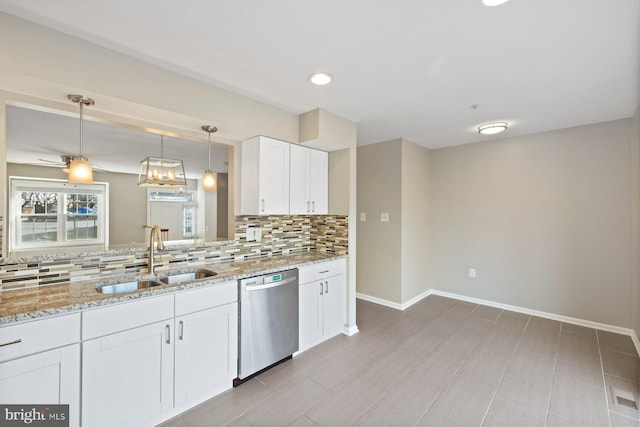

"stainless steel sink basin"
[97,278,164,294]
[158,269,217,285]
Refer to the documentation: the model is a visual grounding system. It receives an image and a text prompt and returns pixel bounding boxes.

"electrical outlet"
[380,213,389,222]
[360,212,366,221]
[469,268,476,279]
[246,228,255,241]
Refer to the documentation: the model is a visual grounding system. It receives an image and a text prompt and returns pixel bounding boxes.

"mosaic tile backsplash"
[0,215,348,291]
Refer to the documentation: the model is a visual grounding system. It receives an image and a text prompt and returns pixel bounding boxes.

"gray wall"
[217,173,229,239]
[430,119,634,328]
[632,107,640,339]
[401,139,431,302]
[357,140,402,303]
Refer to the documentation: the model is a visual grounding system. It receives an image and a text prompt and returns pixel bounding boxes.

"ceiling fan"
[35,155,108,173]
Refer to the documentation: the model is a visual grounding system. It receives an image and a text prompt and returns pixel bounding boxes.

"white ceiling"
[7,106,229,178]
[0,0,638,149]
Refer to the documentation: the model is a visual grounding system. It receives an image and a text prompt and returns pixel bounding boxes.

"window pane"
[66,215,98,240]
[19,215,58,242]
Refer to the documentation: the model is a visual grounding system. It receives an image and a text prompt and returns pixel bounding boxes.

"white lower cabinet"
[81,282,238,427]
[298,259,346,352]
[174,302,238,407]
[0,313,81,427]
[82,321,174,427]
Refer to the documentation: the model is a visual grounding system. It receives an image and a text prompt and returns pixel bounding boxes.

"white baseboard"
[343,324,359,336]
[356,288,640,356]
[356,289,432,311]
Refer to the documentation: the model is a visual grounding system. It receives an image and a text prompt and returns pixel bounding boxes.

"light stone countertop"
[0,251,346,325]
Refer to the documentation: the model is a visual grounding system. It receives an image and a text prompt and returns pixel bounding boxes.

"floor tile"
[610,411,640,427]
[525,316,561,336]
[517,327,560,359]
[418,373,497,427]
[494,311,530,334]
[471,304,503,321]
[505,348,556,389]
[598,330,639,356]
[604,375,640,420]
[305,377,385,426]
[559,329,600,358]
[548,375,609,427]
[561,322,598,340]
[601,348,640,382]
[179,378,274,427]
[356,350,422,391]
[481,376,550,427]
[555,350,604,388]
[240,377,331,426]
[158,416,186,427]
[392,332,443,359]
[456,349,511,387]
[286,415,318,426]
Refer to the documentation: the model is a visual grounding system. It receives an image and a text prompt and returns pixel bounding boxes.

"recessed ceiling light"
[309,72,333,85]
[482,0,510,6]
[478,122,508,135]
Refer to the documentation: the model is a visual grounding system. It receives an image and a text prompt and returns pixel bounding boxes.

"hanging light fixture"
[201,125,218,191]
[137,134,187,187]
[67,94,94,184]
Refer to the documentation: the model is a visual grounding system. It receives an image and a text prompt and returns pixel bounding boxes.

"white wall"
[430,119,634,328]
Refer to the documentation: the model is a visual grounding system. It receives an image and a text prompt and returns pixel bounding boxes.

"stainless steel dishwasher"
[235,268,299,385]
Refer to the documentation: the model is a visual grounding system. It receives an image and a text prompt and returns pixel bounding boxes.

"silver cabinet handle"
[319,270,329,274]
[325,281,329,294]
[320,282,324,295]
[307,201,310,213]
[0,339,22,348]
[179,320,184,341]
[166,324,171,344]
[312,201,315,213]
[261,199,265,212]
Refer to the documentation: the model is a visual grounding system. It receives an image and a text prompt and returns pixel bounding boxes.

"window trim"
[9,176,110,254]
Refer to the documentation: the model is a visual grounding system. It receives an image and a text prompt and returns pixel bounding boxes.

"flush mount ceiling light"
[478,122,508,135]
[482,0,511,6]
[67,94,94,184]
[201,125,218,191]
[308,72,333,86]
[138,134,187,187]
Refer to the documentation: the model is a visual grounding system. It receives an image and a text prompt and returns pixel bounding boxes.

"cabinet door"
[82,322,174,427]
[0,344,80,427]
[322,275,344,340]
[299,280,323,352]
[175,302,238,406]
[289,144,310,214]
[258,137,290,214]
[308,149,328,214]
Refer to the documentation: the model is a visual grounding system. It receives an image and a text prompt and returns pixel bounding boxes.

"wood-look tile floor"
[160,296,640,427]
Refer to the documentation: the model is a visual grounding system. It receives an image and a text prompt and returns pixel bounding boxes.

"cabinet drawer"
[298,259,346,284]
[82,294,174,340]
[175,281,237,316]
[0,313,80,362]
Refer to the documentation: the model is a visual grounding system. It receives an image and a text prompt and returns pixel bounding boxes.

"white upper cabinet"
[290,145,328,215]
[241,136,290,215]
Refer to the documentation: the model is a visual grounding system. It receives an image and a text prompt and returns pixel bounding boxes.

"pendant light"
[201,125,218,191]
[138,134,187,187]
[67,94,94,184]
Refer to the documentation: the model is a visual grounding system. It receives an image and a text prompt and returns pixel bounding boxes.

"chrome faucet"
[145,225,165,275]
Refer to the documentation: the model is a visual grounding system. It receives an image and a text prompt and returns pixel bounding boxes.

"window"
[148,189,197,240]
[10,177,108,252]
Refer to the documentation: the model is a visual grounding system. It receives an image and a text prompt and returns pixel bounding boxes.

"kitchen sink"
[157,268,217,285]
[97,278,164,294]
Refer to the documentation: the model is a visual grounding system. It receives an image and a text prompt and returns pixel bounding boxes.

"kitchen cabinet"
[174,283,238,407]
[81,295,174,427]
[0,313,81,427]
[241,136,290,215]
[298,259,346,352]
[290,144,328,214]
[81,282,238,426]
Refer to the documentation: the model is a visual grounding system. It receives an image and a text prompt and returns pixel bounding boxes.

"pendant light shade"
[201,125,218,191]
[67,94,94,184]
[138,135,187,187]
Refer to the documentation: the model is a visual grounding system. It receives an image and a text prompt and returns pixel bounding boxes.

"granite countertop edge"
[0,252,347,326]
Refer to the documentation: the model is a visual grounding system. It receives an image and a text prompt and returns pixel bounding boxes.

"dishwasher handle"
[244,276,297,291]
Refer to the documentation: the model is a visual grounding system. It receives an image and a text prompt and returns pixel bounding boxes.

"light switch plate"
[255,228,262,242]
[246,228,255,241]
[469,268,476,279]
[360,212,366,221]
[380,213,389,222]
